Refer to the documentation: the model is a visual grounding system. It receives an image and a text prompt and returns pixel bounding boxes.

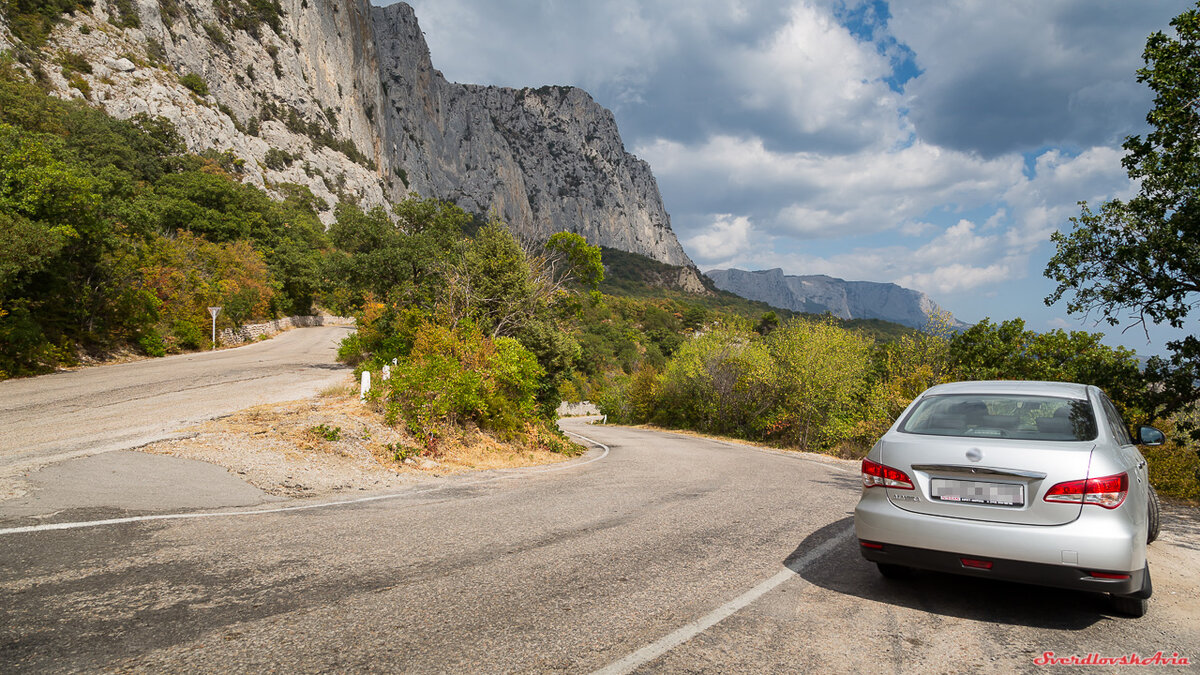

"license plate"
[931,479,1024,506]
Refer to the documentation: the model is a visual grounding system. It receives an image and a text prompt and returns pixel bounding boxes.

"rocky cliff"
[1,0,694,268]
[706,268,966,330]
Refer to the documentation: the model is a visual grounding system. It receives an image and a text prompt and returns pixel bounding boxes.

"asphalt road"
[0,326,354,480]
[1,419,1197,673]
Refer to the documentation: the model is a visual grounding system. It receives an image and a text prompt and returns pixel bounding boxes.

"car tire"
[1147,485,1161,544]
[1111,565,1152,618]
[876,562,908,579]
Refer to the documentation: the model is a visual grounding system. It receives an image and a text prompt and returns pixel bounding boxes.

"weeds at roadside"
[307,423,341,442]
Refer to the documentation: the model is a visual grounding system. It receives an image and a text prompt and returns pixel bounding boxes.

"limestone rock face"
[14,0,693,267]
[35,0,391,225]
[706,268,966,330]
[371,2,692,266]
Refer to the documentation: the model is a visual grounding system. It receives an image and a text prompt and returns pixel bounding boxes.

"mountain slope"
[706,268,965,330]
[0,0,691,266]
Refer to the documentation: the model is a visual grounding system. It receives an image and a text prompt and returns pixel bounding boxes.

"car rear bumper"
[858,540,1146,596]
[854,491,1146,595]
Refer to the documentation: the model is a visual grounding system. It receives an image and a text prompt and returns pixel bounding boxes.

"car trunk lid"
[880,433,1092,526]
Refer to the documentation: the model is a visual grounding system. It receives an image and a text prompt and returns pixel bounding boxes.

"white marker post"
[360,370,371,402]
[208,306,222,350]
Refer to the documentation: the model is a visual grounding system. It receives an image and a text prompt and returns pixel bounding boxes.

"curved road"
[0,326,354,479]
[1,418,1197,672]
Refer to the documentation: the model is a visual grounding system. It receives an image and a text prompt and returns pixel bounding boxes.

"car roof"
[921,380,1093,400]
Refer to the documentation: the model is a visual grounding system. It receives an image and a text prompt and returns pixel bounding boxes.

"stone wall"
[556,401,601,417]
[218,315,356,346]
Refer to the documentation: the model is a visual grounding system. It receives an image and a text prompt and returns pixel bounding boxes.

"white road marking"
[0,430,609,537]
[592,523,855,675]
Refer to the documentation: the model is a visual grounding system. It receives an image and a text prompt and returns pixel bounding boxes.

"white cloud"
[1002,146,1134,248]
[389,0,1178,347]
[684,214,758,265]
[638,134,1024,239]
[887,0,1189,155]
[897,263,1014,296]
[728,2,904,147]
[646,131,1139,301]
[898,221,936,237]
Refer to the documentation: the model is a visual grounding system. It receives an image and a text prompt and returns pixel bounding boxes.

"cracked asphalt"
[2,419,1197,673]
[0,326,354,481]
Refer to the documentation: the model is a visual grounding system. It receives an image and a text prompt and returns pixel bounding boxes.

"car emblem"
[966,447,983,463]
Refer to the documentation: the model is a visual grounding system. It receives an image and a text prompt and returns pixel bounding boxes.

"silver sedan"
[854,380,1164,617]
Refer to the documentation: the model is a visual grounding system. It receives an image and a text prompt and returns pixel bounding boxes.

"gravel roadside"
[139,379,579,499]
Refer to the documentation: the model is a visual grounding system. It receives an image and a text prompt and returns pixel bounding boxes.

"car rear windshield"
[898,394,1098,441]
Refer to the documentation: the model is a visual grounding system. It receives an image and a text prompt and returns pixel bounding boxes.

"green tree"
[0,123,155,373]
[949,318,1149,422]
[450,224,602,412]
[764,318,875,450]
[755,311,779,335]
[1045,4,1200,419]
[324,197,469,311]
[653,326,774,434]
[0,0,91,46]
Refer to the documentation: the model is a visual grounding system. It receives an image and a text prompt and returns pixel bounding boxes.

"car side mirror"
[1136,426,1165,446]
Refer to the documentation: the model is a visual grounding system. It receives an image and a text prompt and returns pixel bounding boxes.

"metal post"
[208,306,222,350]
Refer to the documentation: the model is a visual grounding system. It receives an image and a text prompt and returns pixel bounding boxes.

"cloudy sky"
[392,0,1195,354]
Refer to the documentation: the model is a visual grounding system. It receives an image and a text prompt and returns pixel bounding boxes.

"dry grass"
[140,380,578,498]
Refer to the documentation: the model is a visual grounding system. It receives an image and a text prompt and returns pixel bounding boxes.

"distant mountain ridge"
[705,268,966,330]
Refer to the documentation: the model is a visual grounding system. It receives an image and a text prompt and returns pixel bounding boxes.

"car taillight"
[1043,472,1128,509]
[862,458,914,490]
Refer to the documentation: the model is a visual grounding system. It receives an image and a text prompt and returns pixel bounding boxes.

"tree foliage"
[0,0,91,47]
[948,319,1149,422]
[323,197,469,312]
[1045,4,1200,419]
[0,63,331,373]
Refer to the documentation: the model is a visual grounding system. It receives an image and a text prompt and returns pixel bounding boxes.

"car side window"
[1100,395,1133,446]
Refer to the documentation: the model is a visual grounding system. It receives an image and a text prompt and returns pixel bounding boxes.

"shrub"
[169,319,206,351]
[383,320,543,451]
[146,38,166,66]
[138,330,166,357]
[654,327,774,435]
[66,74,90,99]
[202,22,230,49]
[179,72,209,97]
[308,424,340,441]
[109,0,140,28]
[263,147,293,170]
[58,51,92,76]
[386,442,423,462]
[1144,414,1200,501]
[763,318,875,451]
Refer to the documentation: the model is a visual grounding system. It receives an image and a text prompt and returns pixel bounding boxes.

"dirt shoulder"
[140,378,578,499]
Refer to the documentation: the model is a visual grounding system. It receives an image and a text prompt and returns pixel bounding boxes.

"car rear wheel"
[1147,485,1161,544]
[876,562,909,579]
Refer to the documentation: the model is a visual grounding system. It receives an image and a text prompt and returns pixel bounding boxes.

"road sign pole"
[208,306,222,350]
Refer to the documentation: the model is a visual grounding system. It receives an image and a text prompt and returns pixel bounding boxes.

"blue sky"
[391,0,1197,356]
